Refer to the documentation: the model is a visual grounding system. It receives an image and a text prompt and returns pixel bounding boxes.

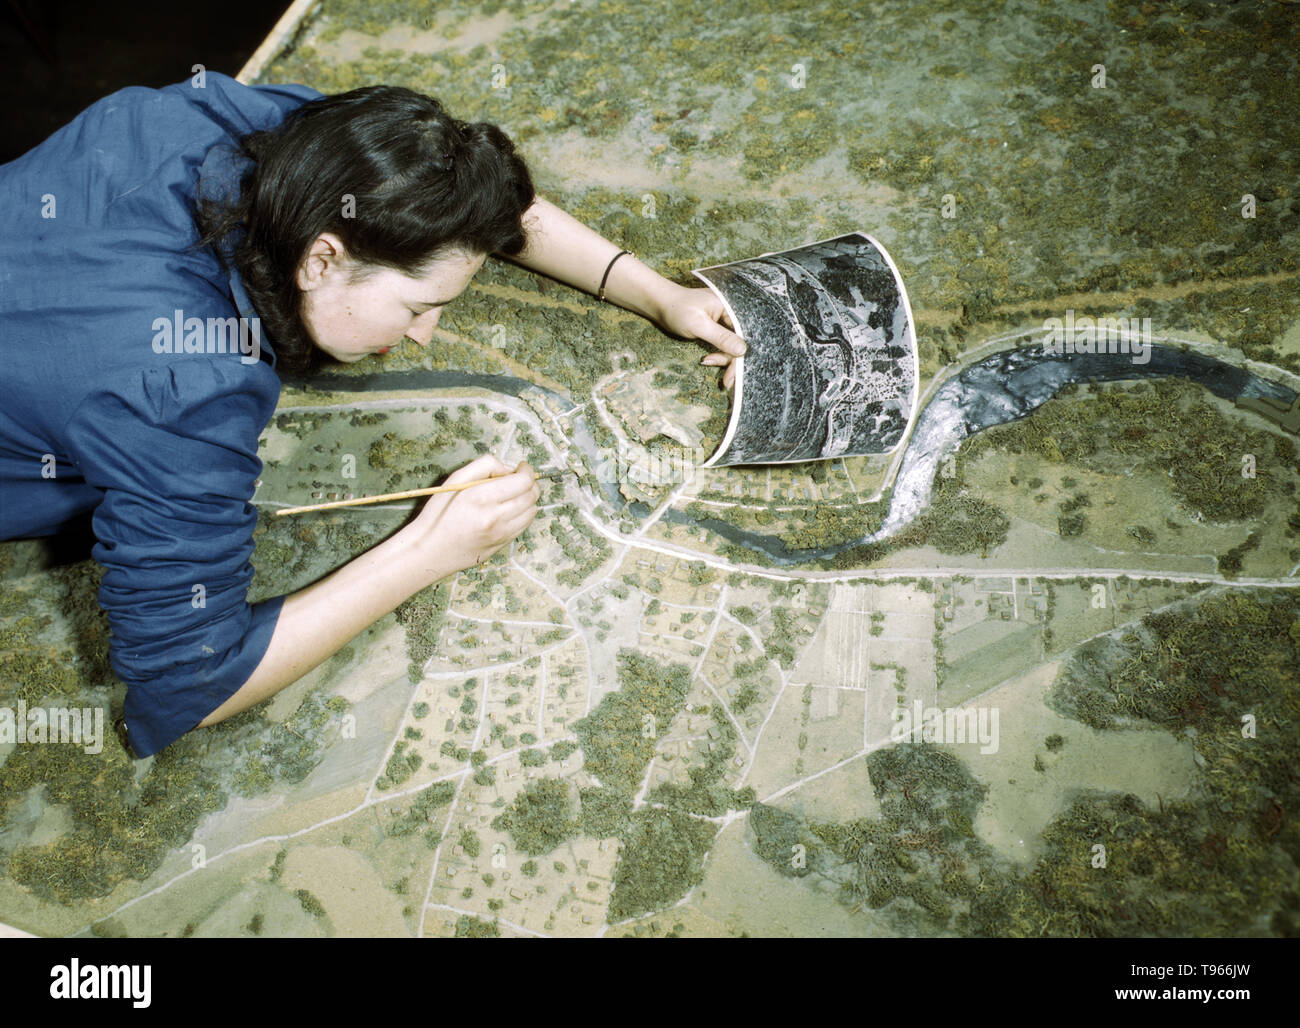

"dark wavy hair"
[195,85,536,376]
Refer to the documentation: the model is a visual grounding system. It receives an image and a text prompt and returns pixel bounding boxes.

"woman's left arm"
[503,196,747,389]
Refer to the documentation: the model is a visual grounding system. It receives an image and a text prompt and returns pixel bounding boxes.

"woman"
[0,71,745,758]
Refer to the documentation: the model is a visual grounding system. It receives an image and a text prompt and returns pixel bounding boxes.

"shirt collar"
[196,143,279,371]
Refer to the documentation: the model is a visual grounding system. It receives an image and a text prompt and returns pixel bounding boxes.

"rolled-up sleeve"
[63,357,285,756]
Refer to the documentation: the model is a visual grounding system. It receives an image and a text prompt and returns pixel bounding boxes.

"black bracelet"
[597,250,632,302]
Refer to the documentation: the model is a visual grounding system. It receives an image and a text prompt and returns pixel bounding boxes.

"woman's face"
[296,234,487,363]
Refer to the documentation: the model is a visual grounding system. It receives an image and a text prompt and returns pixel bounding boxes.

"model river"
[305,343,1297,567]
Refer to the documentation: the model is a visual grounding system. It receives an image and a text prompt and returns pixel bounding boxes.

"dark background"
[0,0,285,163]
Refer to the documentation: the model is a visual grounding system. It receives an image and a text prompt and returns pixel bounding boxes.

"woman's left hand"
[653,283,747,391]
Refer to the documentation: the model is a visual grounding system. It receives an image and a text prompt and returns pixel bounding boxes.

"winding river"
[303,343,1297,567]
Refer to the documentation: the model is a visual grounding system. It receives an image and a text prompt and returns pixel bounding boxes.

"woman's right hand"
[407,454,540,579]
[205,454,538,727]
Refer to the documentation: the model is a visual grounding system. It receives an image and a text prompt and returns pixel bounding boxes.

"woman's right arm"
[198,453,539,726]
[64,362,540,755]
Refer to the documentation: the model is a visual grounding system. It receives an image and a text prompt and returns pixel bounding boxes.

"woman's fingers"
[698,348,739,389]
[463,461,537,503]
[498,478,541,518]
[444,452,511,485]
[410,455,541,574]
[422,458,535,531]
[693,312,747,358]
[504,500,540,535]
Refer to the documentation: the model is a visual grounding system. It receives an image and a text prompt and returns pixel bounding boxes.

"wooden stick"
[272,468,570,516]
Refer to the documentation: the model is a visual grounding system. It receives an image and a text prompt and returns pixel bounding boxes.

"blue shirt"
[0,72,323,755]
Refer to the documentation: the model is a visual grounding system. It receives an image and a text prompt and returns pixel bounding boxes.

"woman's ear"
[295,232,348,291]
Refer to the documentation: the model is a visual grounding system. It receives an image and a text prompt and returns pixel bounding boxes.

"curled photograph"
[694,232,919,467]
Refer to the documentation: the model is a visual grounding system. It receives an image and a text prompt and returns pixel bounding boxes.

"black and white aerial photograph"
[696,232,918,467]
